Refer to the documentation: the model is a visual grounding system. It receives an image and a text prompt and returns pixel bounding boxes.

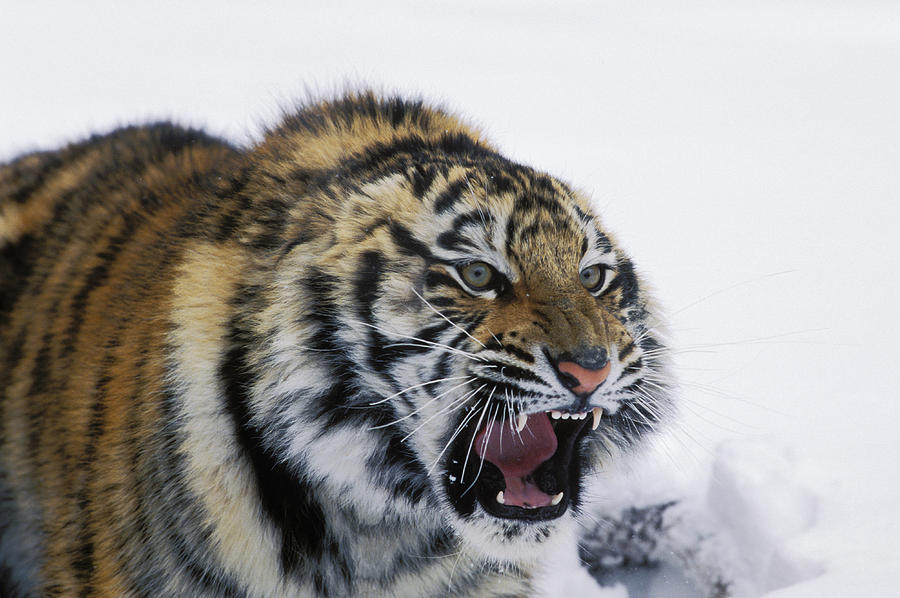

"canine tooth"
[591,407,603,430]
[551,492,564,506]
[496,491,505,505]
[516,413,528,432]
[551,410,562,419]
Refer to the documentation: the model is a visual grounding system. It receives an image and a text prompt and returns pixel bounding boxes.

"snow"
[2,1,899,596]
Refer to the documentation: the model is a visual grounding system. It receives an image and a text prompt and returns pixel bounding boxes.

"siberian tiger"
[0,93,672,597]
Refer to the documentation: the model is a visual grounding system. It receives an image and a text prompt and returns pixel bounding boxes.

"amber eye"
[461,261,494,289]
[579,264,607,292]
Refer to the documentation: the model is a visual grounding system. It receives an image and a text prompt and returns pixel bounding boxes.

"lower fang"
[496,491,505,504]
[592,407,603,430]
[551,492,564,506]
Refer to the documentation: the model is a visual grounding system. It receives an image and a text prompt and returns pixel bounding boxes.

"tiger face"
[265,155,671,565]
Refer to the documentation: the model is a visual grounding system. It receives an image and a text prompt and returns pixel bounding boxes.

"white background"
[2,1,898,596]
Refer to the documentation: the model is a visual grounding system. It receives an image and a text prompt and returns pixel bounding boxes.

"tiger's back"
[1,94,672,597]
[0,124,246,596]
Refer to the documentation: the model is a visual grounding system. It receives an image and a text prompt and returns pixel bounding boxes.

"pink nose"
[556,361,611,395]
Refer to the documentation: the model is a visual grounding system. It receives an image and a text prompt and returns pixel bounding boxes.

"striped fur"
[0,93,673,597]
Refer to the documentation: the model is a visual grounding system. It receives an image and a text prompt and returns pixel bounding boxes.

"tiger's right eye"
[461,261,494,289]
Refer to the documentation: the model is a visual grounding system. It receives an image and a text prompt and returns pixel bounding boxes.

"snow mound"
[575,437,825,597]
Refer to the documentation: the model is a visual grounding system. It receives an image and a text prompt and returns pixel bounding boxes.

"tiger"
[0,92,673,597]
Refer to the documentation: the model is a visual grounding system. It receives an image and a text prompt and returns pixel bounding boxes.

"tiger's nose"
[554,347,611,396]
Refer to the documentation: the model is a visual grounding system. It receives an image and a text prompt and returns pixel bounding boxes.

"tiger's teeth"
[496,491,505,505]
[591,407,603,430]
[516,413,528,432]
[561,412,570,420]
[551,492,564,506]
[551,410,562,419]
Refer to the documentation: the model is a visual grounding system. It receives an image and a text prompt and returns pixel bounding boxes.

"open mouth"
[445,407,602,521]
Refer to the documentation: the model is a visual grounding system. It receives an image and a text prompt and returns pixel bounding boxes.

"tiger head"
[250,96,673,567]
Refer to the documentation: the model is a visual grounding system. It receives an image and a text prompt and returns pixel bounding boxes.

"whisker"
[400,384,482,442]
[411,287,487,349]
[383,340,485,362]
[347,317,486,362]
[463,402,500,497]
[427,397,484,475]
[368,375,472,406]
[460,399,491,484]
[368,378,476,430]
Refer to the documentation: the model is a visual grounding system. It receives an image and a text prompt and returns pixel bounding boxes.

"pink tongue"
[474,412,557,508]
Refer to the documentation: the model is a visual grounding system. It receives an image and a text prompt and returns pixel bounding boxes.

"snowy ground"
[2,1,899,596]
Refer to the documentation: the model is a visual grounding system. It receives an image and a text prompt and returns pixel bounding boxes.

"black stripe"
[614,258,640,308]
[72,334,122,597]
[389,222,432,258]
[594,231,613,252]
[433,350,455,384]
[482,340,535,364]
[483,166,518,195]
[513,191,564,216]
[572,202,589,223]
[371,425,431,504]
[0,232,37,326]
[7,152,65,204]
[484,362,544,385]
[23,332,54,493]
[354,250,383,321]
[409,164,437,199]
[424,295,456,308]
[414,320,453,345]
[220,321,328,576]
[451,209,494,232]
[0,328,26,394]
[436,229,476,251]
[354,250,388,373]
[621,357,643,376]
[339,132,498,179]
[433,179,467,213]
[445,315,486,352]
[59,212,142,357]
[150,365,249,597]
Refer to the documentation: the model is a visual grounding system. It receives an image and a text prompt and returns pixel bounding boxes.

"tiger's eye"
[579,264,605,291]
[461,262,494,289]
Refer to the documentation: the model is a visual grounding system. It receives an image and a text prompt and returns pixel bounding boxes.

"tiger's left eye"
[579,264,607,292]
[461,261,494,289]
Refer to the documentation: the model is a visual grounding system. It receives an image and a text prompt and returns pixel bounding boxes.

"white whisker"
[400,384,482,442]
[411,287,487,349]
[368,377,476,430]
[427,398,485,475]
[460,399,491,484]
[369,375,472,406]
